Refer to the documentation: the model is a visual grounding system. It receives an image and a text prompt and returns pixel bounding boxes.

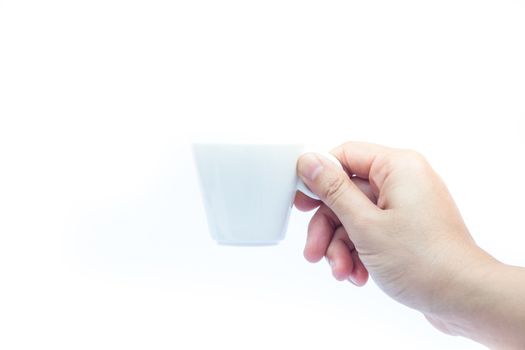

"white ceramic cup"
[193,143,341,246]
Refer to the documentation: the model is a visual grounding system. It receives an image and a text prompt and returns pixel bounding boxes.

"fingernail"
[299,153,323,181]
[326,257,335,268]
[348,276,358,286]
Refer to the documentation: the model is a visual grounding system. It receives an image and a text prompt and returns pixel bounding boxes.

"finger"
[297,153,379,226]
[294,191,321,212]
[324,224,369,286]
[296,178,375,210]
[331,141,393,180]
[325,226,354,281]
[348,250,369,287]
[304,204,340,263]
[352,177,377,204]
[331,142,394,198]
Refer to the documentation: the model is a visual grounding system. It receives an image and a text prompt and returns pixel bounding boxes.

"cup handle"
[296,152,343,200]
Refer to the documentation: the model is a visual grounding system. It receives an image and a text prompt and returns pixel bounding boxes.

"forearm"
[431,253,525,349]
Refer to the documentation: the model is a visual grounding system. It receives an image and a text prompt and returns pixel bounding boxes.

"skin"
[295,142,525,349]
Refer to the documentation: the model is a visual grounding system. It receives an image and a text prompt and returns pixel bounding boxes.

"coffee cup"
[193,143,341,245]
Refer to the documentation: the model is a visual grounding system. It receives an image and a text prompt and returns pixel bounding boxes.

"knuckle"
[322,175,347,207]
[396,149,430,172]
[405,149,427,162]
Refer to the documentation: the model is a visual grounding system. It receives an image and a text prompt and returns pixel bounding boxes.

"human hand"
[294,142,513,343]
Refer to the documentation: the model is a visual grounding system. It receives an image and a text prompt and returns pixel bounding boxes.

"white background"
[1,0,524,349]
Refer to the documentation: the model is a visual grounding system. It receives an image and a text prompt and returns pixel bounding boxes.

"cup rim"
[192,141,305,146]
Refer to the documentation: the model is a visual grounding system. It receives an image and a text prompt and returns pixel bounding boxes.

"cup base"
[215,240,281,247]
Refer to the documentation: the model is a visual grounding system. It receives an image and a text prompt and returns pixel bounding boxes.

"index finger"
[294,190,321,212]
[330,141,395,196]
[331,142,393,179]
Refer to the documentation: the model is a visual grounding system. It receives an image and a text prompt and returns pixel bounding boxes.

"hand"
[295,142,525,349]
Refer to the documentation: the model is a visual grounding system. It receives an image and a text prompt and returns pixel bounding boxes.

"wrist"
[426,247,525,349]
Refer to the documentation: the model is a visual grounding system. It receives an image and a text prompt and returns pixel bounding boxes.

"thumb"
[297,153,378,223]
